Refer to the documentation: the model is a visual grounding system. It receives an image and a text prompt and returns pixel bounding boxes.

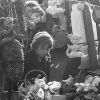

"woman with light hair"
[23,0,46,52]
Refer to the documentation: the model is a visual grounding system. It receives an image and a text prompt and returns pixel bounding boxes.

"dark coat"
[24,50,51,82]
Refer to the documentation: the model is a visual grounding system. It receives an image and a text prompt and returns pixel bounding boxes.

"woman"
[24,31,54,82]
[24,0,46,52]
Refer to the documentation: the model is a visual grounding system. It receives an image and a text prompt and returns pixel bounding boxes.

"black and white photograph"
[0,0,100,100]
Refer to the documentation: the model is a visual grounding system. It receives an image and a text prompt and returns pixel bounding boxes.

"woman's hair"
[30,31,54,50]
[24,0,45,16]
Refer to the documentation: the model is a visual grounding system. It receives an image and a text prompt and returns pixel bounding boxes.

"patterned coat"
[0,38,24,81]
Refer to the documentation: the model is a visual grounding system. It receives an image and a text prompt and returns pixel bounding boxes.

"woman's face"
[26,7,41,23]
[36,45,50,57]
[31,13,41,23]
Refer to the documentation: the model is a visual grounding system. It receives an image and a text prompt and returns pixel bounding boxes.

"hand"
[50,64,59,69]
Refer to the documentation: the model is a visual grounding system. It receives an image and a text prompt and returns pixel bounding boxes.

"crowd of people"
[0,0,100,100]
[0,0,56,100]
[0,18,54,100]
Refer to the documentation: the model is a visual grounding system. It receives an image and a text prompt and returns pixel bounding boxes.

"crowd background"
[0,0,100,100]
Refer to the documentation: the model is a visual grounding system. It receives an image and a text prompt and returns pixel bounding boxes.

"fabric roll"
[71,3,86,42]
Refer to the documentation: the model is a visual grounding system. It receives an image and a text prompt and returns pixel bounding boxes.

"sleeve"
[24,52,35,76]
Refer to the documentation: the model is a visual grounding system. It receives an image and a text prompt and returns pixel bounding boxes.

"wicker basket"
[18,70,47,98]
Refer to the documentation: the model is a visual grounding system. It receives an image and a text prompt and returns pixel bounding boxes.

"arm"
[66,44,71,56]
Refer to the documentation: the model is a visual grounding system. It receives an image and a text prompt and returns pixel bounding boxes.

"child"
[0,17,24,41]
[0,38,24,100]
[0,17,24,99]
[24,31,54,82]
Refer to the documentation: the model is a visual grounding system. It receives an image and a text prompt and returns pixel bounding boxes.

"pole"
[82,3,98,70]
